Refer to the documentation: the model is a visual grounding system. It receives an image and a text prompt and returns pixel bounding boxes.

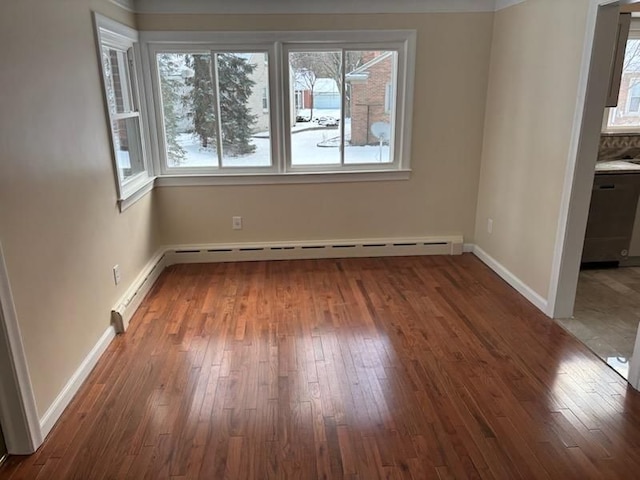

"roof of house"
[346,51,394,78]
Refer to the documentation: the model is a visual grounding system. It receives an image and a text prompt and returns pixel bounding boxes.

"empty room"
[3,0,640,478]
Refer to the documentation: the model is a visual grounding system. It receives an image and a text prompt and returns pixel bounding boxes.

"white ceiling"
[115,0,526,15]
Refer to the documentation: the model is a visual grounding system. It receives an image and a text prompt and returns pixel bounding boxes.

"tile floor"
[557,266,640,379]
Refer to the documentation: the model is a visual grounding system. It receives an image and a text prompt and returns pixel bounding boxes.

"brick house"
[346,51,395,146]
[609,42,640,128]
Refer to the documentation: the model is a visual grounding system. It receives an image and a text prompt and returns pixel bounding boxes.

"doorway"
[550,0,640,386]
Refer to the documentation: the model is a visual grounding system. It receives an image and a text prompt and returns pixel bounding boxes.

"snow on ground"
[170,118,391,168]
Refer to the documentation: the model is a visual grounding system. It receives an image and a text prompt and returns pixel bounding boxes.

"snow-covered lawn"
[170,119,391,168]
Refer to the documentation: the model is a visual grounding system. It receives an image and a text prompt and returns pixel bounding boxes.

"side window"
[95,14,150,207]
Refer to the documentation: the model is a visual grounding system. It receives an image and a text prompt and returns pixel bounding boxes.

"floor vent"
[163,236,463,265]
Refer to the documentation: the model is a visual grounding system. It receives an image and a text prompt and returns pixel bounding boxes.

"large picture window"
[145,30,415,181]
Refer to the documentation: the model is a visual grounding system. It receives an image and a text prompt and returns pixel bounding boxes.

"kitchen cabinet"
[582,172,640,263]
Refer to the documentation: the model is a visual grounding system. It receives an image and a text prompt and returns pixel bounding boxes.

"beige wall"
[474,0,590,298]
[0,0,159,417]
[137,13,494,246]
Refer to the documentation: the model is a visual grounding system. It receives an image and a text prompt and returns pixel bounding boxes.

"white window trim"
[94,13,154,211]
[603,19,640,134]
[140,29,416,184]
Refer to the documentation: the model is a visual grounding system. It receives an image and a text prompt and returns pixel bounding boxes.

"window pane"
[608,40,640,129]
[102,47,134,115]
[289,51,342,166]
[217,53,271,167]
[158,52,271,168]
[157,53,217,167]
[112,116,144,180]
[345,50,396,164]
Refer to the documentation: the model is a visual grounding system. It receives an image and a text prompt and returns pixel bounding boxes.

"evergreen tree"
[218,54,257,156]
[157,53,186,165]
[185,53,257,156]
[185,54,216,149]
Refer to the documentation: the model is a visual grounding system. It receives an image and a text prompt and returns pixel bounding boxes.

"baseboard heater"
[164,235,463,265]
[111,251,167,333]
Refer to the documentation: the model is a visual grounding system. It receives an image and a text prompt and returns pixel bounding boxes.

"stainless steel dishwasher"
[582,172,640,264]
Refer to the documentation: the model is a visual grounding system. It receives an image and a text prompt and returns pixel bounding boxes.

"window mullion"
[281,44,292,173]
[340,49,346,167]
[210,52,224,168]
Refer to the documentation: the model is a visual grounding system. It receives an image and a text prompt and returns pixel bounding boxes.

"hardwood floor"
[3,254,640,479]
[557,267,640,379]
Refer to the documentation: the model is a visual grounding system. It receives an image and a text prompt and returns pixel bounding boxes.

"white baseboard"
[111,249,167,333]
[39,325,116,438]
[462,243,475,253]
[471,245,549,315]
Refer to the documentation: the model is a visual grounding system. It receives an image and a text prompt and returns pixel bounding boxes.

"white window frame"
[627,80,640,113]
[140,30,416,186]
[148,44,278,175]
[94,14,154,210]
[603,19,640,133]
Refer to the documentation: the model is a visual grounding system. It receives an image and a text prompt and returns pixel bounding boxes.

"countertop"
[595,160,640,174]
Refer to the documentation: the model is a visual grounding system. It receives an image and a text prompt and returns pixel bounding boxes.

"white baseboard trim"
[462,243,475,253]
[111,249,167,333]
[471,245,549,315]
[39,325,116,438]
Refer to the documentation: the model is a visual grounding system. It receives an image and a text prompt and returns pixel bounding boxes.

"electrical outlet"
[487,218,493,234]
[113,265,121,285]
[232,216,243,230]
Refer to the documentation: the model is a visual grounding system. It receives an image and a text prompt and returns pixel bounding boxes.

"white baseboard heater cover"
[164,236,464,265]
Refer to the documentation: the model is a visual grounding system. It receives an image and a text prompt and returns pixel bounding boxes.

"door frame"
[547,0,640,387]
[0,241,43,454]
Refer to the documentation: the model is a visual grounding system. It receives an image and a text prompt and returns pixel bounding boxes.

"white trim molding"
[0,242,43,454]
[39,326,116,439]
[462,243,475,253]
[472,245,549,315]
[155,170,411,187]
[628,323,640,389]
[133,0,500,15]
[547,0,624,319]
[494,0,527,11]
[109,0,135,12]
[112,250,167,332]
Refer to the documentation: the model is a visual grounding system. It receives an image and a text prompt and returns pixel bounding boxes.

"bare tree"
[624,40,640,71]
[290,51,364,120]
[290,53,319,120]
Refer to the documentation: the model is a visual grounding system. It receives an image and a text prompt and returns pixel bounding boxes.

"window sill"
[154,169,411,187]
[119,176,156,212]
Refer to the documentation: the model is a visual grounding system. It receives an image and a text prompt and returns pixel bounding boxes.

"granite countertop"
[595,160,640,174]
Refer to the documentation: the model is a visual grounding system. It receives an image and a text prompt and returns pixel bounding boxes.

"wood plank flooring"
[3,254,640,479]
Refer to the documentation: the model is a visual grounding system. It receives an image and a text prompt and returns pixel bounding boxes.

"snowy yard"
[168,119,391,168]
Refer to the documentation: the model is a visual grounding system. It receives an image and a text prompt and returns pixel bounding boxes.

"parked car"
[316,116,339,127]
[296,109,311,122]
